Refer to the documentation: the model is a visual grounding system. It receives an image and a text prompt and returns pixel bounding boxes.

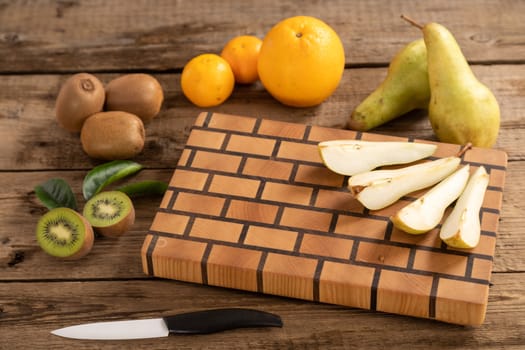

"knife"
[51,308,283,340]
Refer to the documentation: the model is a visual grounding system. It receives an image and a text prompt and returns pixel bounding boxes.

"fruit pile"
[42,14,501,261]
[179,15,500,149]
[181,15,345,108]
[319,140,489,248]
[55,73,164,160]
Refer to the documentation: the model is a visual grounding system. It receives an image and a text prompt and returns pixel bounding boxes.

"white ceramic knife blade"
[51,308,283,340]
[51,318,169,340]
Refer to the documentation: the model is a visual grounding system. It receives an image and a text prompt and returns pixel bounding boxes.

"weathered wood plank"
[0,273,523,349]
[0,162,522,281]
[1,0,524,73]
[0,64,523,172]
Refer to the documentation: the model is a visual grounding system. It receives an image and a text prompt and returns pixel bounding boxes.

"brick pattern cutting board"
[141,112,508,326]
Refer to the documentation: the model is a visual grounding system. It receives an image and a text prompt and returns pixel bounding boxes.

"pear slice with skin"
[440,166,490,248]
[318,140,437,176]
[348,156,461,210]
[391,164,470,234]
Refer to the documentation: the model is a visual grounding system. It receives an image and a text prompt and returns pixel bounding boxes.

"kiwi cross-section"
[36,207,94,259]
[83,191,135,237]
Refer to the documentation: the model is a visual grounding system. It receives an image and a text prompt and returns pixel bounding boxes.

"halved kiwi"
[36,207,94,259]
[83,191,135,237]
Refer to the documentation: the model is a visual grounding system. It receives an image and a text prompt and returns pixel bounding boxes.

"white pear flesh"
[391,164,470,234]
[440,166,490,248]
[318,140,437,176]
[348,156,461,210]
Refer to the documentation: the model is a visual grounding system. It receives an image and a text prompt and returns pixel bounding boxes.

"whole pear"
[348,39,429,131]
[416,20,500,148]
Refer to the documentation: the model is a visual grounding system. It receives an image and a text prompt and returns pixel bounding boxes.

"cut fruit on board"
[141,112,507,326]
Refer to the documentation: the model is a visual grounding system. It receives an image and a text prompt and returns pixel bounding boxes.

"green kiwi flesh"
[36,207,94,259]
[83,191,135,237]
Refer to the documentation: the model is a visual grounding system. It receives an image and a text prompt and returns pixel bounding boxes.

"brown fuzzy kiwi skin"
[80,111,145,160]
[68,214,95,259]
[55,73,105,132]
[105,74,164,123]
[96,205,135,238]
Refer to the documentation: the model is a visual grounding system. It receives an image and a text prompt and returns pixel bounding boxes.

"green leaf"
[34,178,77,210]
[82,160,143,200]
[116,180,168,198]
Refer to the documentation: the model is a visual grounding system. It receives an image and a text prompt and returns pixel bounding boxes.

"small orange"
[181,53,235,107]
[257,16,345,107]
[220,35,263,84]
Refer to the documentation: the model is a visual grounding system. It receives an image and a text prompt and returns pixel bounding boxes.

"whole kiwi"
[55,73,105,132]
[105,74,164,123]
[80,111,145,160]
[36,207,95,259]
[83,191,135,237]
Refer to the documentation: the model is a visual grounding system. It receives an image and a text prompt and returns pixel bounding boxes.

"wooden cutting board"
[141,112,507,326]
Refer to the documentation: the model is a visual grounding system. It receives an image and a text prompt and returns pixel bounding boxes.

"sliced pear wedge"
[318,140,437,176]
[391,164,470,234]
[440,166,490,248]
[348,156,461,210]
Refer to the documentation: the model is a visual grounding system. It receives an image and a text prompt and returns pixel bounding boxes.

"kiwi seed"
[83,191,135,237]
[36,207,94,259]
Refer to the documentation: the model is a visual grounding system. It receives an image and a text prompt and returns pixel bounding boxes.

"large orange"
[257,16,345,107]
[221,35,263,84]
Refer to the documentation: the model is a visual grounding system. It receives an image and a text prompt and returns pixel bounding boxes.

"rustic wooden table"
[0,1,523,349]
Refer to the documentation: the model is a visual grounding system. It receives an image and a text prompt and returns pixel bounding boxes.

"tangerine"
[181,53,235,107]
[221,35,263,84]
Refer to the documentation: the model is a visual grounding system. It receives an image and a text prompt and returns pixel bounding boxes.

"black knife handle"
[163,308,283,334]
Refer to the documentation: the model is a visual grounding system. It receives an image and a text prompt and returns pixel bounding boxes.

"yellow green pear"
[348,39,430,131]
[404,16,500,148]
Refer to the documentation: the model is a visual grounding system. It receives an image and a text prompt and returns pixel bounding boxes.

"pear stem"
[401,14,423,29]
[456,143,473,157]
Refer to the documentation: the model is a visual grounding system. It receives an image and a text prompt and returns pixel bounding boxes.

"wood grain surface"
[0,0,524,349]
